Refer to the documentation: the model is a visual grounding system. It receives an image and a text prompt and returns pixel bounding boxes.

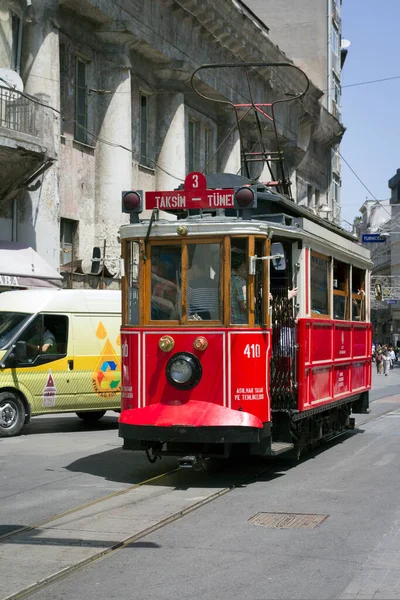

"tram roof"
[120,214,371,267]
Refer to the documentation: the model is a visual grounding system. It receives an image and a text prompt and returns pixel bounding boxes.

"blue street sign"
[362,233,387,243]
[386,300,397,304]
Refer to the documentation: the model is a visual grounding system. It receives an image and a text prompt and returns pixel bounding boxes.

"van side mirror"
[271,242,286,271]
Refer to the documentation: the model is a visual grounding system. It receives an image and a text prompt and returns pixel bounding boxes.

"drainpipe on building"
[12,198,17,241]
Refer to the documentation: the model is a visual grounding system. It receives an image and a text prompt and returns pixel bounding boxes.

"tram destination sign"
[145,171,236,211]
[362,233,387,243]
[145,188,235,210]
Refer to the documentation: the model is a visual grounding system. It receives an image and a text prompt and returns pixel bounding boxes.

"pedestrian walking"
[389,347,396,369]
[383,350,391,376]
[375,348,383,374]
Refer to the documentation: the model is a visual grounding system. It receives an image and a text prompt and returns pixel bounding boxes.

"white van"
[0,289,121,436]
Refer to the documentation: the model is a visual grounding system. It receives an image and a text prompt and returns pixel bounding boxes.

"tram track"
[1,405,398,600]
[1,460,278,600]
[0,467,180,544]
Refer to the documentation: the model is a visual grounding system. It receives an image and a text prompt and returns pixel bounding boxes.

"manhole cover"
[248,512,329,529]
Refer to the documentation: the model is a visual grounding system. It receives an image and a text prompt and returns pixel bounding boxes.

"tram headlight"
[166,352,202,390]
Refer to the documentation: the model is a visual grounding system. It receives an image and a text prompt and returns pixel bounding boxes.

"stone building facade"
[0,0,344,287]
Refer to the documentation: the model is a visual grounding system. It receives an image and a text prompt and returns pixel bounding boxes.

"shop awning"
[0,242,63,289]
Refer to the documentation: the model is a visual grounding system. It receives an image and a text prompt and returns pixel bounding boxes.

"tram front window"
[188,243,220,320]
[151,246,181,320]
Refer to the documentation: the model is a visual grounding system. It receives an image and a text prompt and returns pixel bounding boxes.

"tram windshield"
[123,235,271,327]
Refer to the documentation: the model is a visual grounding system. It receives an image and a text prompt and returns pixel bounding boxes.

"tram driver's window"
[352,267,366,321]
[188,243,221,321]
[311,252,330,317]
[151,246,181,320]
[333,259,349,320]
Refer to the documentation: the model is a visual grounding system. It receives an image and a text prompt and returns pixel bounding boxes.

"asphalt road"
[29,388,400,599]
[0,413,177,536]
[1,368,400,599]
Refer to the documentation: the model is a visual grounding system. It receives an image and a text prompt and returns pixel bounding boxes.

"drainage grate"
[248,512,329,529]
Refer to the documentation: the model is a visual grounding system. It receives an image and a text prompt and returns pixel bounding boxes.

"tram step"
[270,442,294,456]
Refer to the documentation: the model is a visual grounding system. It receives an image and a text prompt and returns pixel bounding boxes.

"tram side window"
[188,243,221,321]
[352,267,366,321]
[151,246,181,321]
[333,259,349,320]
[128,242,139,325]
[311,253,330,317]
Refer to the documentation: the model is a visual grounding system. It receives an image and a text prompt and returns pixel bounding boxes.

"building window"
[333,76,341,105]
[314,189,320,209]
[188,120,200,172]
[140,93,149,167]
[332,173,340,204]
[11,12,22,72]
[75,58,87,143]
[332,26,339,56]
[60,219,77,265]
[332,146,340,172]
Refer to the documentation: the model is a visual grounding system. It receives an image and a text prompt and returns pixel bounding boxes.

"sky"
[340,0,400,227]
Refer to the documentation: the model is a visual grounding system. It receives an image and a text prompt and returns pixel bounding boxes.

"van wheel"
[0,392,25,437]
[76,410,106,423]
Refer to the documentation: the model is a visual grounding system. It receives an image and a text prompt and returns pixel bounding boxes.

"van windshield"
[0,312,31,349]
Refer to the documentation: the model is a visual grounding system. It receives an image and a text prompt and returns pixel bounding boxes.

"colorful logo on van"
[91,323,121,398]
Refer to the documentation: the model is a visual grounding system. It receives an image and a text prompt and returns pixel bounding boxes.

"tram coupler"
[178,455,207,471]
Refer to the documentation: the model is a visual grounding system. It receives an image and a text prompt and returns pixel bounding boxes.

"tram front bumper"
[119,400,267,445]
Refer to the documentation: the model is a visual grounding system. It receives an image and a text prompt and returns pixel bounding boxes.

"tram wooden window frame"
[144,238,225,327]
[124,235,271,328]
[310,251,331,320]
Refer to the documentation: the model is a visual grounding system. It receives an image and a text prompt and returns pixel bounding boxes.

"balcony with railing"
[0,86,55,203]
[0,86,40,136]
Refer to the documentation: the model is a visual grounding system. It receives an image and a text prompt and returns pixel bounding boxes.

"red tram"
[118,63,372,466]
